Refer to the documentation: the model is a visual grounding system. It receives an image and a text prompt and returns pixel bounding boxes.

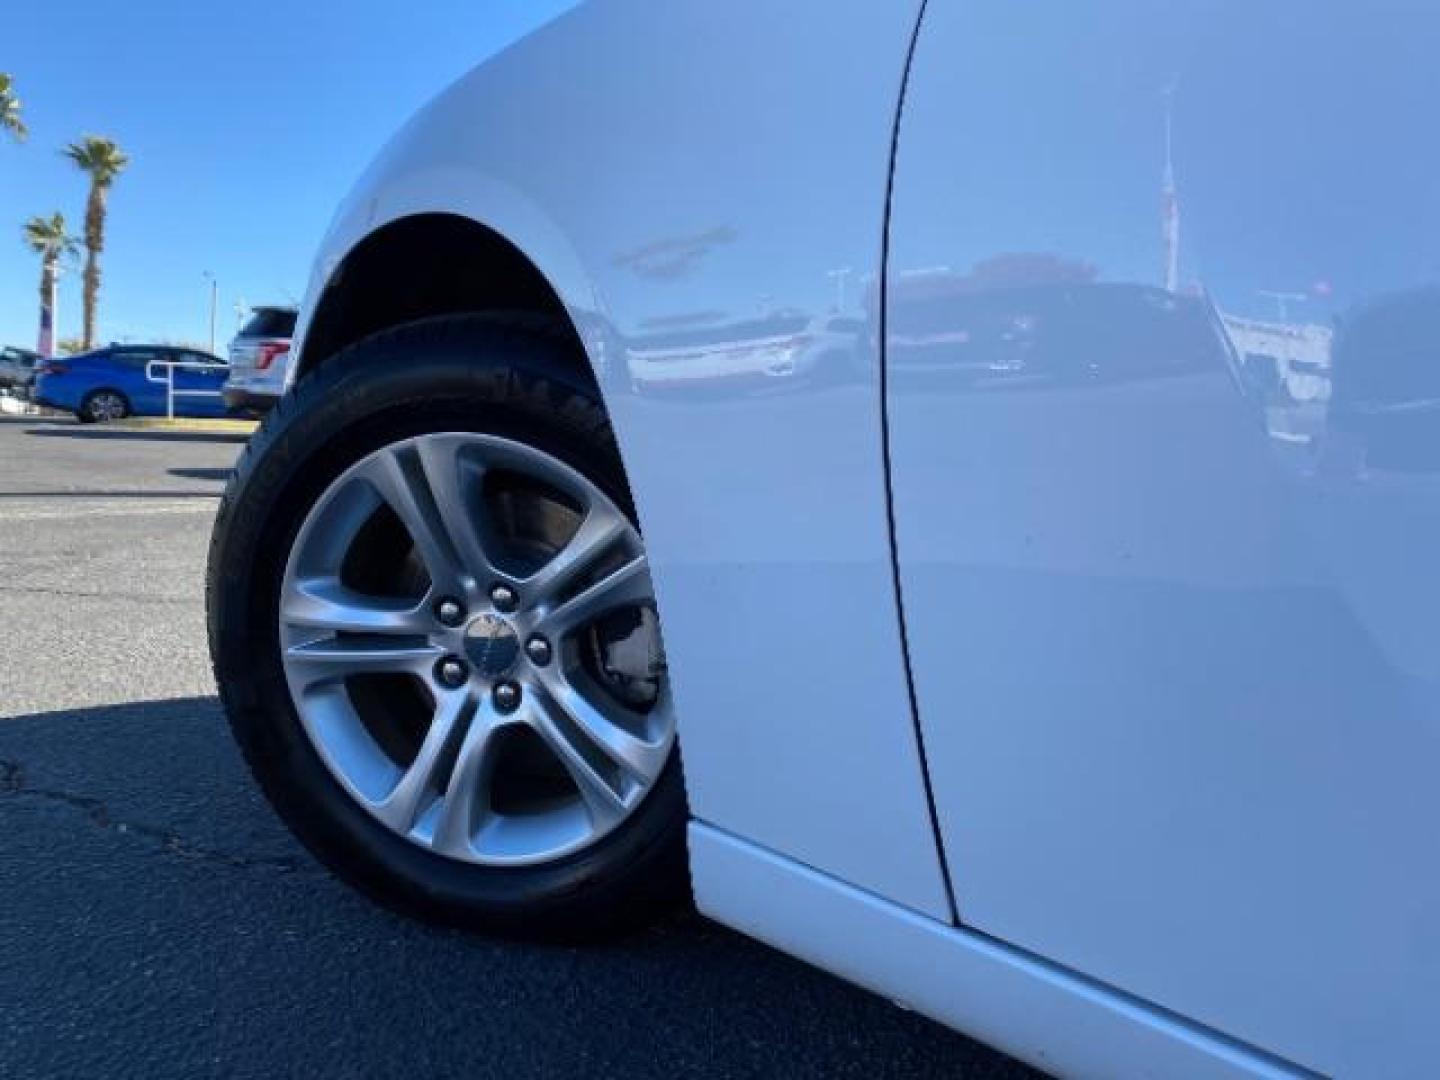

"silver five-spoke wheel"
[279,432,673,866]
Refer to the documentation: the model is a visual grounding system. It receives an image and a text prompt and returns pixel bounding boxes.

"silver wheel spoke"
[523,502,629,607]
[531,678,665,827]
[432,702,505,858]
[357,445,470,596]
[540,553,653,638]
[412,435,510,587]
[285,636,442,686]
[529,696,628,828]
[281,577,431,636]
[372,693,473,834]
[550,676,668,781]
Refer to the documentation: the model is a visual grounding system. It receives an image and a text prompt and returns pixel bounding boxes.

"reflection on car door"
[171,350,227,417]
[887,2,1440,1075]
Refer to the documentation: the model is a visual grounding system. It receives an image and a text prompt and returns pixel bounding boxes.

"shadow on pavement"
[168,467,234,483]
[0,696,1032,1079]
[24,427,251,445]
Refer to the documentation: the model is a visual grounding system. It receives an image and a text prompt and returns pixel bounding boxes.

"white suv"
[221,306,296,416]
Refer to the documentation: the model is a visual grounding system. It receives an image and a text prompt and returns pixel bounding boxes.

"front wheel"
[207,316,687,939]
[80,389,129,423]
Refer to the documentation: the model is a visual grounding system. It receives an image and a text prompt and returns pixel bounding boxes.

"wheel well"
[297,213,594,390]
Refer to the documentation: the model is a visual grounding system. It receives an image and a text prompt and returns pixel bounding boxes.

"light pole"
[1161,81,1181,294]
[202,271,218,354]
[37,263,59,358]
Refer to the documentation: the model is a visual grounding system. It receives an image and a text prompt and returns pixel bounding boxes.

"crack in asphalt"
[0,758,319,877]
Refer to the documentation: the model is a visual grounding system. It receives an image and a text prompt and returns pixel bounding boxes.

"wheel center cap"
[464,614,520,678]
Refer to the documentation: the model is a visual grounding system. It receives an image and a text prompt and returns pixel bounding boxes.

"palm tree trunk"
[81,184,106,349]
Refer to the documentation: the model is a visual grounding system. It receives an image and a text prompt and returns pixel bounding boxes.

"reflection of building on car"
[0,345,41,397]
[626,312,862,391]
[32,344,228,423]
[222,306,297,416]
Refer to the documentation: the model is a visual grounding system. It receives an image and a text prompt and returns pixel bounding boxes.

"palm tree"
[0,73,25,143]
[23,212,79,353]
[63,135,129,348]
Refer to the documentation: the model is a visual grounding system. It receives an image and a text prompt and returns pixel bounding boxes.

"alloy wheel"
[279,432,673,866]
[88,391,127,421]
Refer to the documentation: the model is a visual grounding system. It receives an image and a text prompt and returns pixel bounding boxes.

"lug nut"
[435,597,466,627]
[525,636,552,667]
[493,681,522,713]
[489,584,518,613]
[435,657,469,689]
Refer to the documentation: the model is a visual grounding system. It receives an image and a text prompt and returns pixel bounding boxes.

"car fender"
[290,0,951,919]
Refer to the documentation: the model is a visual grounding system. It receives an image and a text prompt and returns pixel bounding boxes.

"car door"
[176,351,227,416]
[157,349,213,416]
[886,2,1440,1075]
[116,349,164,415]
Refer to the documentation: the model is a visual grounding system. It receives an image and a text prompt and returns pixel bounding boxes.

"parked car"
[222,306,297,417]
[627,311,864,393]
[0,345,41,396]
[206,3,1440,1077]
[34,344,228,422]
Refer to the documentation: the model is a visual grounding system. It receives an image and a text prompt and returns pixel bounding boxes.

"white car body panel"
[887,3,1440,1076]
[692,824,1301,1080]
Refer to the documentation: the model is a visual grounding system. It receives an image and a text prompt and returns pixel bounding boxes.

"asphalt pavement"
[0,415,1038,1079]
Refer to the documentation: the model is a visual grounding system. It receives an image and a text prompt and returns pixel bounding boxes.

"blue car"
[33,344,229,423]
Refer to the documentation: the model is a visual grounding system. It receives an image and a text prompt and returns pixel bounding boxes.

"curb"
[111,418,260,435]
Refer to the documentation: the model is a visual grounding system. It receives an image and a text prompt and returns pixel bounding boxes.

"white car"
[207,3,1440,1076]
[221,306,298,417]
[0,345,41,397]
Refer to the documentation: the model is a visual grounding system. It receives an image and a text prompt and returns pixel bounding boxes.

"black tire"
[79,388,129,423]
[207,314,689,940]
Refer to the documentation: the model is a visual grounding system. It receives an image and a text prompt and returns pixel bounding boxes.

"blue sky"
[1,1,575,351]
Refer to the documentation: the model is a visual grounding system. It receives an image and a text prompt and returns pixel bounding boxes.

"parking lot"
[0,416,1033,1078]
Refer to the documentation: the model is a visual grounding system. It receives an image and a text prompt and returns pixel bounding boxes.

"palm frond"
[63,135,130,185]
[23,212,80,259]
[0,72,26,142]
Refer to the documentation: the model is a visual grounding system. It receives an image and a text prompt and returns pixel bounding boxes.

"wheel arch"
[81,386,131,411]
[295,212,601,398]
